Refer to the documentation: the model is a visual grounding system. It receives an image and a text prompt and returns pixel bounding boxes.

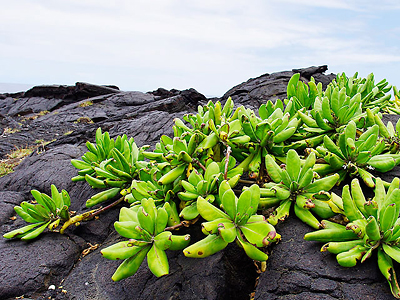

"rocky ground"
[0,65,398,300]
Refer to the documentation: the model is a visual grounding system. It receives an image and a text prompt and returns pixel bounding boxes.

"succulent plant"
[313,121,400,187]
[71,128,148,207]
[374,114,400,153]
[228,104,300,181]
[284,73,322,116]
[389,86,400,114]
[178,162,223,220]
[6,69,400,298]
[3,185,72,240]
[183,181,279,261]
[262,149,339,229]
[304,178,400,297]
[329,72,392,112]
[297,86,379,139]
[101,198,191,280]
[181,97,235,136]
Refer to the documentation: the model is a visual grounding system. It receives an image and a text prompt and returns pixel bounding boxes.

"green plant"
[78,100,94,107]
[261,149,339,229]
[0,145,35,177]
[178,162,223,220]
[181,97,235,136]
[183,181,279,261]
[313,121,400,187]
[3,185,72,240]
[71,128,148,207]
[101,198,191,280]
[374,115,400,153]
[21,110,50,121]
[236,103,300,178]
[304,178,400,297]
[0,160,15,177]
[330,72,392,111]
[297,87,377,138]
[2,127,20,135]
[75,116,94,123]
[4,71,400,298]
[284,73,322,116]
[390,86,400,114]
[63,130,74,136]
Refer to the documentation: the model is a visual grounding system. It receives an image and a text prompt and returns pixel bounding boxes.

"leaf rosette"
[183,181,279,261]
[101,198,190,280]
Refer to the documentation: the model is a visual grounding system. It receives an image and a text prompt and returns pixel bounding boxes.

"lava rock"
[23,82,120,101]
[6,97,64,117]
[0,233,85,300]
[222,65,335,109]
[0,191,26,226]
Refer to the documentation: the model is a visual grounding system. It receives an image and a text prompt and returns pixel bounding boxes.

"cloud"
[0,0,400,95]
[278,0,354,10]
[278,0,400,11]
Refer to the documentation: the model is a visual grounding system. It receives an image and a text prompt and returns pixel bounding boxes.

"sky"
[1,0,400,97]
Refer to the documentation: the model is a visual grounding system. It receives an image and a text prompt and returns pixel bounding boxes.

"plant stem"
[85,196,125,219]
[224,146,232,180]
[192,159,207,172]
[59,196,124,234]
[239,179,256,184]
[164,215,200,231]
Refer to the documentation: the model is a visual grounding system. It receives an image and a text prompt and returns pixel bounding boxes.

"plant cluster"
[4,71,400,298]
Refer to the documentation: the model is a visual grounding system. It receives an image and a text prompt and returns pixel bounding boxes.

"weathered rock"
[222,65,335,109]
[6,97,64,117]
[0,87,204,159]
[0,91,24,100]
[0,97,17,115]
[71,82,120,100]
[23,82,120,101]
[148,87,181,100]
[292,65,329,79]
[105,91,156,107]
[0,233,85,300]
[0,191,26,226]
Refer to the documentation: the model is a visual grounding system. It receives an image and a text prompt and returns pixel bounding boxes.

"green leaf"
[111,245,151,281]
[3,222,46,239]
[21,221,51,240]
[221,189,237,220]
[147,244,169,277]
[240,221,275,247]
[14,206,40,223]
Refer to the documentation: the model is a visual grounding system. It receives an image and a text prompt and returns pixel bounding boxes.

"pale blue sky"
[1,0,400,96]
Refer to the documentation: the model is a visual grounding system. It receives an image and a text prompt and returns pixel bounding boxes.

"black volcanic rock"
[0,233,85,299]
[23,82,120,101]
[222,65,335,109]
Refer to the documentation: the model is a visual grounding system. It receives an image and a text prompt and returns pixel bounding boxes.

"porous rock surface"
[0,65,397,300]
